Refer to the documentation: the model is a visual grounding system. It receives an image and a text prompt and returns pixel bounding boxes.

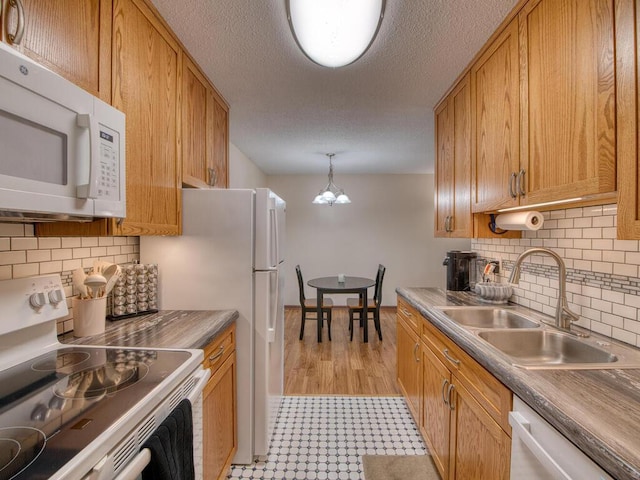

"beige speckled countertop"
[60,310,238,349]
[397,287,640,480]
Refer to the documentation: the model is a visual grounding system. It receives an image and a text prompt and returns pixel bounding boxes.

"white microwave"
[0,42,125,222]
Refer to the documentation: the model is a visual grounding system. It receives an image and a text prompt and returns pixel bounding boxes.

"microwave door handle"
[76,113,100,199]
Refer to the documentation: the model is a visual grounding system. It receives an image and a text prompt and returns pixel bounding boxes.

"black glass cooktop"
[0,346,192,480]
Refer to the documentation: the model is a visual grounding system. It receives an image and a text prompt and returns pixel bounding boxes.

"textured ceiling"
[150,0,519,175]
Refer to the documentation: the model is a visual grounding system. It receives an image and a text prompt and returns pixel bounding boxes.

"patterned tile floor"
[227,396,427,479]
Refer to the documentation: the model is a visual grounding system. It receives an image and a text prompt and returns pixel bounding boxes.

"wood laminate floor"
[284,306,400,396]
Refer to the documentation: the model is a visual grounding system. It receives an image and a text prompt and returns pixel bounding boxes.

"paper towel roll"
[495,211,544,231]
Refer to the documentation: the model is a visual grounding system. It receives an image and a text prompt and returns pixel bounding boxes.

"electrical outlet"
[489,260,500,274]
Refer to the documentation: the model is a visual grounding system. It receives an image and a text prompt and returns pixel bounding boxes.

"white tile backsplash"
[472,204,640,347]
[0,225,139,334]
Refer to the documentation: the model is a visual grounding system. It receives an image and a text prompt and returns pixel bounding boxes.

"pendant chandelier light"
[313,154,351,205]
[286,0,386,68]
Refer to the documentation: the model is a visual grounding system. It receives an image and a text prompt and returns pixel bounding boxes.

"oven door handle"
[113,448,151,480]
[83,448,151,480]
[187,367,211,403]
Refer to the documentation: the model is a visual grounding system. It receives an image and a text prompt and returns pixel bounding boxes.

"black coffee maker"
[442,250,477,291]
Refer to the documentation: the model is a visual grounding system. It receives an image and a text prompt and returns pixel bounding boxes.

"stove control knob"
[29,292,47,310]
[49,395,67,410]
[48,289,65,306]
[31,403,50,422]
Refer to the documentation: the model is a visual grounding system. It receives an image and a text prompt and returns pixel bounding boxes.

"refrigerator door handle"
[270,207,278,268]
[267,269,278,343]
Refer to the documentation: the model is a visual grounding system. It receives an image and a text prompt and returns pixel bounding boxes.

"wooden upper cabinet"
[470,19,520,213]
[182,56,210,188]
[182,55,229,189]
[210,92,229,188]
[1,0,112,102]
[615,0,639,239]
[435,74,473,238]
[519,0,616,205]
[435,97,454,236]
[111,0,182,235]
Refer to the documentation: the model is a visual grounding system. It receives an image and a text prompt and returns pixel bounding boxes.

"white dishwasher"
[509,396,613,480]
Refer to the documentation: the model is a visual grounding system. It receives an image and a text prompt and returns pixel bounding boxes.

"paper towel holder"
[488,214,509,235]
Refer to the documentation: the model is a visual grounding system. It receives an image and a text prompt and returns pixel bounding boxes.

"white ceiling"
[150,0,519,175]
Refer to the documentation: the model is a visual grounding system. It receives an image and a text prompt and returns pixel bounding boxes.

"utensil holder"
[73,296,107,337]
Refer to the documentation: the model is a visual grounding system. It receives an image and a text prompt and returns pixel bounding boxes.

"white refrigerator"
[140,188,286,464]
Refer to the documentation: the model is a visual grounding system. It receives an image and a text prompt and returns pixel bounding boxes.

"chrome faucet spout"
[509,247,580,330]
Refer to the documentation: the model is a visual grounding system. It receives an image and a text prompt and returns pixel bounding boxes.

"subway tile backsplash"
[0,223,139,334]
[472,204,640,347]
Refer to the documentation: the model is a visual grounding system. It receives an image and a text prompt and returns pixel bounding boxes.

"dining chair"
[347,264,385,341]
[295,265,334,340]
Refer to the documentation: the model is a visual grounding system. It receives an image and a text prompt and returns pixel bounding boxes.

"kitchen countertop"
[397,287,640,480]
[60,309,238,349]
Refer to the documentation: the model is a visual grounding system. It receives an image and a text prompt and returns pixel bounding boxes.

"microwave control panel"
[97,128,120,200]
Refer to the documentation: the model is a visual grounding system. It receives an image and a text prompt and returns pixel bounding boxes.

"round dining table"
[307,276,375,343]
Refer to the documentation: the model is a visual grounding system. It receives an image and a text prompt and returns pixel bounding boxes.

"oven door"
[82,367,210,480]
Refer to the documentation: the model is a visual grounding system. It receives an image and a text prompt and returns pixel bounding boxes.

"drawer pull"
[209,346,225,362]
[441,379,449,406]
[447,384,456,411]
[443,348,460,367]
[401,308,412,317]
[413,343,420,362]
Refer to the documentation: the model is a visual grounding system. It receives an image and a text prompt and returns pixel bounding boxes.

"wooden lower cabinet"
[202,324,237,480]
[450,381,510,479]
[398,295,512,480]
[421,344,452,479]
[396,314,421,422]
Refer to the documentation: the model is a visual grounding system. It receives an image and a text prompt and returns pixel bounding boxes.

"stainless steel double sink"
[434,306,640,369]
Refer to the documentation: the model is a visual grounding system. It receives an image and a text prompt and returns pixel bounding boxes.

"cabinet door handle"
[447,384,456,411]
[509,172,517,198]
[413,343,420,362]
[441,379,449,406]
[446,215,454,232]
[443,348,460,367]
[207,168,217,187]
[517,169,526,196]
[209,345,225,362]
[7,0,25,45]
[401,308,412,317]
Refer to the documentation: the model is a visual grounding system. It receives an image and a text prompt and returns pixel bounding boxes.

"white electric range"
[0,274,208,480]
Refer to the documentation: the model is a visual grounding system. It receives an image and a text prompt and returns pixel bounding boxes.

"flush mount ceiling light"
[313,154,351,206]
[286,0,386,68]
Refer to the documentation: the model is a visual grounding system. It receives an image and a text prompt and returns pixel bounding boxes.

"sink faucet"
[509,247,580,331]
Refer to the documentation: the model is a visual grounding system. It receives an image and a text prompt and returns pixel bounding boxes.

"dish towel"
[142,399,194,480]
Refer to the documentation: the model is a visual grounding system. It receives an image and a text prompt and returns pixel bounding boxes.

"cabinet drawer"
[203,323,235,373]
[421,316,511,433]
[397,297,421,335]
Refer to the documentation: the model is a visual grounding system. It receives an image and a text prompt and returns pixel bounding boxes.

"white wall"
[229,142,267,188]
[267,174,470,306]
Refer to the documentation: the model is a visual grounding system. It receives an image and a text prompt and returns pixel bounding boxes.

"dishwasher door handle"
[509,412,571,480]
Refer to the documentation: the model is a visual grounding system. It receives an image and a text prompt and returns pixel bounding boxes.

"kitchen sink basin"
[437,307,540,329]
[477,330,618,368]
